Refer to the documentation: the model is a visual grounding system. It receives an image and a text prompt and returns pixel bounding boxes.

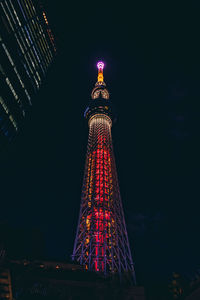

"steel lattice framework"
[72,62,136,283]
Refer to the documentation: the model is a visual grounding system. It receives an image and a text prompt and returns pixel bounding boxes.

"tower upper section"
[85,61,115,123]
[91,61,109,100]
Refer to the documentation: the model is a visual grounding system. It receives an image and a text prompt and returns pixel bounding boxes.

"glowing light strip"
[0,2,14,31]
[0,96,18,131]
[5,0,16,26]
[24,0,33,18]
[24,89,32,105]
[14,33,25,54]
[0,96,9,114]
[2,43,14,66]
[8,0,21,26]
[21,27,30,47]
[40,33,51,60]
[18,30,27,51]
[5,77,25,116]
[29,48,38,69]
[6,77,19,100]
[23,62,31,79]
[20,0,30,20]
[27,23,47,71]
[24,25,33,44]
[27,0,35,17]
[24,54,34,74]
[28,0,36,14]
[14,67,24,88]
[9,115,18,130]
[17,0,27,21]
[38,23,53,61]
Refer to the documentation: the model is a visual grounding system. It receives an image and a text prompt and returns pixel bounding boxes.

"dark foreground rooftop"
[0,258,146,300]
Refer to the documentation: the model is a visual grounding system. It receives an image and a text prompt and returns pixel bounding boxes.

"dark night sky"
[1,1,200,285]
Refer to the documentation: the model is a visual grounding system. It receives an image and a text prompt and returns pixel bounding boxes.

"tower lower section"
[72,114,136,283]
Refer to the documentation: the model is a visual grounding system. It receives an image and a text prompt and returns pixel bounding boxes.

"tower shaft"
[72,63,136,283]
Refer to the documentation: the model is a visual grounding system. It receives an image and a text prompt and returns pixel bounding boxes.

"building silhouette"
[0,223,145,299]
[72,62,136,283]
[0,0,56,146]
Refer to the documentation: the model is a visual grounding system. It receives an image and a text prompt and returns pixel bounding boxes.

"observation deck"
[84,61,116,123]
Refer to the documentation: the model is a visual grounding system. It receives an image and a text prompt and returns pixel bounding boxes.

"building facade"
[0,0,56,146]
[72,62,136,284]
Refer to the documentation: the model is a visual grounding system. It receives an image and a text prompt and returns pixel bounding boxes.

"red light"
[91,146,112,272]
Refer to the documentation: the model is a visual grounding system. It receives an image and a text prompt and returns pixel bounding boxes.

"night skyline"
[1,1,200,288]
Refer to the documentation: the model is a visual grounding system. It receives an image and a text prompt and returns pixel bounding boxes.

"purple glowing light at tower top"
[97,61,104,70]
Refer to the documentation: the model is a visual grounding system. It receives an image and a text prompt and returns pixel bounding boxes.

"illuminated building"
[0,0,56,145]
[72,62,136,283]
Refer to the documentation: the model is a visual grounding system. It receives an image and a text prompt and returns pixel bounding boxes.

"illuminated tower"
[72,62,136,283]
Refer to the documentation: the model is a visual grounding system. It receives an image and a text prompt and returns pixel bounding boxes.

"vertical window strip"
[40,30,53,60]
[9,114,18,131]
[24,89,32,105]
[40,37,51,64]
[35,71,41,83]
[33,74,39,89]
[38,37,47,60]
[27,51,36,70]
[26,0,35,18]
[5,77,25,117]
[1,51,29,104]
[17,0,27,22]
[37,39,48,68]
[29,47,38,68]
[22,0,32,18]
[24,53,34,74]
[4,0,16,26]
[43,34,53,60]
[14,33,25,54]
[8,0,22,26]
[24,25,33,44]
[20,0,30,20]
[6,77,19,100]
[32,43,46,74]
[29,22,37,40]
[39,24,52,58]
[2,43,14,66]
[23,61,31,79]
[13,65,31,105]
[14,67,24,88]
[0,2,14,31]
[21,27,30,47]
[18,29,27,51]
[0,96,9,114]
[28,0,36,14]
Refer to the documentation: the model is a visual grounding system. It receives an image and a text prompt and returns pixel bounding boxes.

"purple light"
[97,61,104,70]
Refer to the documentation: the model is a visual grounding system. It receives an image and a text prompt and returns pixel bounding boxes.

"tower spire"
[97,61,104,84]
[91,61,109,100]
